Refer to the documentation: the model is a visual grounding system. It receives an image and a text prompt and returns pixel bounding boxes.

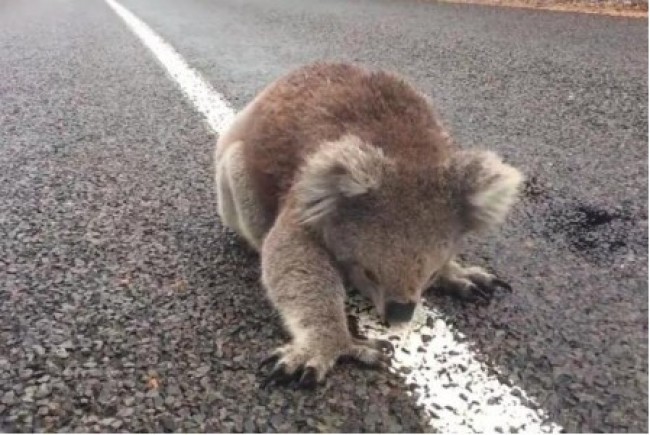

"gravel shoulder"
[432,0,648,17]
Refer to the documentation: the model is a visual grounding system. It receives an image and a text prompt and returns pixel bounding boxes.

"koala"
[214,62,523,388]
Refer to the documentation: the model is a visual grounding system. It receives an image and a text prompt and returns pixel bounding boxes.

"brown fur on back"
[235,62,453,218]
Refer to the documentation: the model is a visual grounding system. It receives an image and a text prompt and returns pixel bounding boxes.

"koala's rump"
[234,62,450,220]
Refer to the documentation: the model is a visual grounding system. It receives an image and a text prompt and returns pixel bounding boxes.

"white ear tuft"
[469,152,523,230]
[294,135,389,226]
[450,150,524,232]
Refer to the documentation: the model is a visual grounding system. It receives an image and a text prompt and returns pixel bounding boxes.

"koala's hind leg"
[431,259,512,304]
[215,141,269,251]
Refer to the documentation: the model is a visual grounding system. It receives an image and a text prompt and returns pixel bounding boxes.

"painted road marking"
[105,0,562,431]
[356,302,561,432]
[104,0,233,134]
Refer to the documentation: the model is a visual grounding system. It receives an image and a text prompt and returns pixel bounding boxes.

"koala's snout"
[384,301,416,324]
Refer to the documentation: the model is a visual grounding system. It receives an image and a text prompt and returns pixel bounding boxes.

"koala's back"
[227,62,452,218]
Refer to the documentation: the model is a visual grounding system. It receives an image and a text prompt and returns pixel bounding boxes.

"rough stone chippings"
[1,0,647,433]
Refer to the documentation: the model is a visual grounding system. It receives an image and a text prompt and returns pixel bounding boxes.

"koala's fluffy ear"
[295,135,390,226]
[448,150,524,232]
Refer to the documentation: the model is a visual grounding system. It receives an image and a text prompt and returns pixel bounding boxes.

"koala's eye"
[363,268,379,285]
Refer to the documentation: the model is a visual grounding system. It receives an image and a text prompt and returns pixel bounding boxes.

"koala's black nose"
[385,301,416,324]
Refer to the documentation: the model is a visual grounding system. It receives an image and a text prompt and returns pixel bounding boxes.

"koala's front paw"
[259,343,334,389]
[259,338,392,389]
[437,264,512,304]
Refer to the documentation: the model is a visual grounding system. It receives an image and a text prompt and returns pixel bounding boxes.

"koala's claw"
[259,344,335,389]
[298,367,318,389]
[462,276,513,304]
[261,361,304,388]
[344,338,393,368]
[263,362,297,387]
[473,283,496,304]
[492,278,513,292]
[435,264,513,305]
[258,352,281,370]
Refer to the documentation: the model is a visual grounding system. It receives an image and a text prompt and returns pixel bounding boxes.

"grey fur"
[213,62,523,386]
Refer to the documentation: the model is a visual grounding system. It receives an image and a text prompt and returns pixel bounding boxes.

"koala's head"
[294,135,523,324]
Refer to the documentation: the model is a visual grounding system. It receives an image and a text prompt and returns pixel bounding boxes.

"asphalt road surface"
[1,0,647,432]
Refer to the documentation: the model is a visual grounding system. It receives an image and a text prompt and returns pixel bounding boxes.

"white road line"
[105,0,234,134]
[356,302,562,433]
[105,0,562,432]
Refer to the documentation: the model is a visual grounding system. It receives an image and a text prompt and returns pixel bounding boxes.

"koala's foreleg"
[432,259,512,304]
[260,212,392,388]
